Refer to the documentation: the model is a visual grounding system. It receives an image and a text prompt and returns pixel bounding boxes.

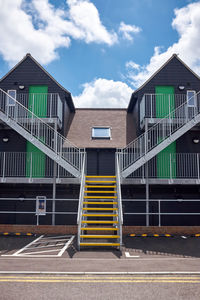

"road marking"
[125,252,140,258]
[0,271,200,275]
[0,276,200,279]
[1,235,75,258]
[0,277,199,283]
[12,235,44,256]
[58,236,75,257]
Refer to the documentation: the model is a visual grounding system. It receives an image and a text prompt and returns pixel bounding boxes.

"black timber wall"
[130,56,200,141]
[0,55,74,137]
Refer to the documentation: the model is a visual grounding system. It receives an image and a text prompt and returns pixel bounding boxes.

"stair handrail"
[116,153,123,247]
[0,88,84,172]
[116,153,123,224]
[119,91,200,171]
[77,152,86,249]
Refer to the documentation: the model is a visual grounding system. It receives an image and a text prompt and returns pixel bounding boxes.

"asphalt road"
[0,275,200,300]
[1,235,200,299]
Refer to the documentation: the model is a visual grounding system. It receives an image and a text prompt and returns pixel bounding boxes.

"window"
[187,90,196,107]
[7,90,16,106]
[92,127,111,139]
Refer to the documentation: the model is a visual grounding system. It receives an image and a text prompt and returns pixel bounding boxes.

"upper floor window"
[187,90,196,107]
[92,127,111,139]
[7,90,16,106]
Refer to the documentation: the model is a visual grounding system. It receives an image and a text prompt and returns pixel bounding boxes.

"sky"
[0,0,200,108]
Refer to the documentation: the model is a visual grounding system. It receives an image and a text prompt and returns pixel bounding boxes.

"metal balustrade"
[15,93,63,123]
[0,88,84,178]
[0,198,79,226]
[127,153,200,179]
[1,197,200,226]
[0,152,75,179]
[140,93,187,123]
[119,91,200,178]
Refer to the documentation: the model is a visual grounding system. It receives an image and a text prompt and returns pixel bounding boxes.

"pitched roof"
[0,53,75,111]
[127,54,200,112]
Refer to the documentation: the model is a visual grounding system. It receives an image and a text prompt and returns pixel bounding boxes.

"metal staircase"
[77,154,123,249]
[0,88,84,178]
[119,91,200,178]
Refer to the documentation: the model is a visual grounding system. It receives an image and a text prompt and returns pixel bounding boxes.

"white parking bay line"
[1,235,75,258]
[58,236,75,257]
[125,252,140,258]
[12,235,44,256]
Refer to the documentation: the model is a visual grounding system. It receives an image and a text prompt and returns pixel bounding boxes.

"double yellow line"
[0,276,199,283]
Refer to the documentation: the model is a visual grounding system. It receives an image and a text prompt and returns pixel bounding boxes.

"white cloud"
[73,78,133,108]
[0,0,118,66]
[125,61,140,70]
[119,21,141,41]
[126,1,200,88]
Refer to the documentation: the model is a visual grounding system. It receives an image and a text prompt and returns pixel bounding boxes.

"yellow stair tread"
[81,228,119,231]
[80,243,120,246]
[85,191,116,193]
[85,181,116,183]
[83,202,118,205]
[82,221,118,224]
[85,186,116,188]
[84,196,117,199]
[85,176,116,178]
[83,208,118,211]
[83,213,118,217]
[80,235,120,238]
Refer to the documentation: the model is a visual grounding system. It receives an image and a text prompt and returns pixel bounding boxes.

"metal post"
[145,119,149,226]
[158,200,161,226]
[52,161,57,226]
[197,153,200,181]
[52,122,57,226]
[170,153,172,180]
[2,152,6,181]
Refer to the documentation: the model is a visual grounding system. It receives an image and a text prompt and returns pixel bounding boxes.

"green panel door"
[156,86,176,178]
[155,86,175,118]
[26,85,48,178]
[28,85,48,117]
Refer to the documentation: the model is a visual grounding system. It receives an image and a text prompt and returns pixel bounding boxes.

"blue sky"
[0,0,200,107]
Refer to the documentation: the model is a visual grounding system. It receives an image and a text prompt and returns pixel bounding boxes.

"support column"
[145,162,149,226]
[52,161,56,226]
[52,122,57,226]
[145,119,149,226]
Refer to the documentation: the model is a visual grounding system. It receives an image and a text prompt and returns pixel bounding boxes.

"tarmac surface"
[1,235,200,299]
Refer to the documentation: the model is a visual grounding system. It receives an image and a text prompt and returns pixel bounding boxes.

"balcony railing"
[2,93,63,125]
[127,152,200,180]
[140,93,199,126]
[0,152,75,179]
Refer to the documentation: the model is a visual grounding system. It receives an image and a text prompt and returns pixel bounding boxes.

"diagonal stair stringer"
[0,88,83,178]
[121,114,200,178]
[120,91,200,178]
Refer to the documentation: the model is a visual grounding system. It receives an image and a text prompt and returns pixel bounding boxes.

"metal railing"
[119,91,200,175]
[140,93,188,122]
[0,152,75,179]
[0,88,84,177]
[1,198,200,227]
[127,153,200,179]
[0,198,78,226]
[16,93,63,123]
[123,199,200,226]
[116,154,123,247]
[77,153,86,250]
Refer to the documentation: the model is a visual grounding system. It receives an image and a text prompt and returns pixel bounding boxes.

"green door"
[26,85,48,178]
[156,86,176,178]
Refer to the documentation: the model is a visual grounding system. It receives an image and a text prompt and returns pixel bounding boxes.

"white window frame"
[7,90,16,106]
[92,127,111,139]
[187,90,196,107]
